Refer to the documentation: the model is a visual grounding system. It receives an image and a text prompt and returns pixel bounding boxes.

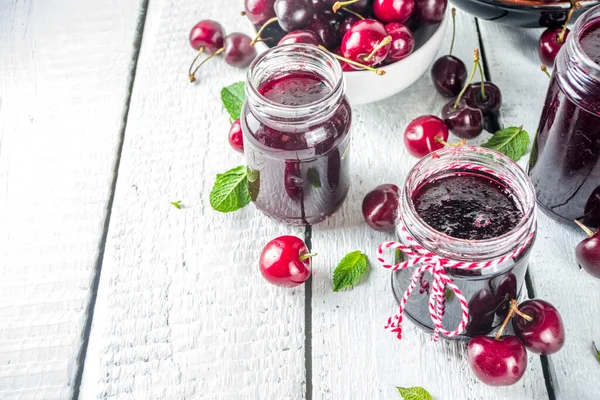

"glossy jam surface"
[529,19,600,228]
[243,71,351,225]
[412,173,523,240]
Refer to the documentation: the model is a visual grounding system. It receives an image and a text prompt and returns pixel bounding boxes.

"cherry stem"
[495,299,533,340]
[453,49,480,109]
[190,47,225,82]
[558,1,578,43]
[319,45,386,75]
[299,253,317,261]
[188,46,205,83]
[251,16,278,46]
[541,64,551,79]
[341,6,365,20]
[333,0,359,13]
[449,8,456,56]
[574,219,595,237]
[240,11,246,16]
[364,36,392,61]
[435,137,466,147]
[475,53,487,101]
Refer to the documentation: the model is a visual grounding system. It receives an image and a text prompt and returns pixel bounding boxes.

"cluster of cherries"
[188,20,258,82]
[538,0,579,67]
[245,0,447,74]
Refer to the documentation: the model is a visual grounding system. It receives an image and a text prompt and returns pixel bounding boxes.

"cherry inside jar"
[529,5,600,228]
[392,147,537,339]
[242,44,351,225]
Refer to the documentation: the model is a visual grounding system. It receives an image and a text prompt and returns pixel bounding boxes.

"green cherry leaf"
[396,386,433,400]
[221,82,246,120]
[209,165,251,213]
[481,125,530,162]
[332,251,369,292]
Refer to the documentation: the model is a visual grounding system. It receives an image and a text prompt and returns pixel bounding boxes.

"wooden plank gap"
[71,1,151,398]
[474,18,492,82]
[304,225,313,400]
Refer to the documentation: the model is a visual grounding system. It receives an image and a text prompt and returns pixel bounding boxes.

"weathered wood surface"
[479,20,600,400]
[0,0,143,398]
[78,1,306,399]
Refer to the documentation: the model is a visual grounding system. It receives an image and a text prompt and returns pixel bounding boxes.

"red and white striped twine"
[378,160,533,342]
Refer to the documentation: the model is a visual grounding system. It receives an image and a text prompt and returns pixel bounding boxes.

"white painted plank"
[0,0,143,398]
[310,10,548,399]
[79,1,306,399]
[479,20,600,400]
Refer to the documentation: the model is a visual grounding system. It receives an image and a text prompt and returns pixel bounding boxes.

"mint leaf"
[397,387,433,400]
[221,82,246,120]
[171,200,182,209]
[333,251,369,292]
[210,165,251,212]
[594,342,600,364]
[481,125,530,161]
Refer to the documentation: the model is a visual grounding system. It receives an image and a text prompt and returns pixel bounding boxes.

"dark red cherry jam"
[412,173,523,240]
[242,45,351,225]
[529,15,600,228]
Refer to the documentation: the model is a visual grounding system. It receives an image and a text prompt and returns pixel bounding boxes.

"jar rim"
[571,4,600,76]
[399,146,537,261]
[245,43,344,115]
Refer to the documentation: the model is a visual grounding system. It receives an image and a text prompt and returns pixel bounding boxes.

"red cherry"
[339,15,360,38]
[413,0,447,24]
[244,0,277,25]
[384,22,415,62]
[279,29,321,46]
[467,335,527,386]
[223,33,257,68]
[373,0,415,24]
[228,120,244,153]
[259,236,313,287]
[574,220,600,279]
[362,184,399,232]
[189,20,225,54]
[341,19,392,67]
[403,115,448,158]
[513,299,565,355]
[538,27,569,66]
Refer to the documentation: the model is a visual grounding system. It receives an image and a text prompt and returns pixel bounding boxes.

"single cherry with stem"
[362,184,399,232]
[244,0,276,25]
[464,58,503,133]
[385,22,415,62]
[340,19,393,67]
[441,49,484,139]
[308,13,341,49]
[332,0,372,14]
[403,115,449,158]
[467,299,531,386]
[228,119,244,153]
[251,0,315,45]
[189,33,257,82]
[259,236,314,287]
[188,20,225,82]
[413,0,447,24]
[431,9,467,97]
[513,299,565,355]
[574,219,600,279]
[373,0,415,24]
[279,30,321,46]
[538,1,578,66]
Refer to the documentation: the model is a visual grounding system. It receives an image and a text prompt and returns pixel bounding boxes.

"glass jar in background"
[241,44,351,225]
[392,147,537,339]
[528,4,600,228]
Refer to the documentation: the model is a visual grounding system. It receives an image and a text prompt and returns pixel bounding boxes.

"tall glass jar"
[392,147,537,339]
[528,4,600,228]
[241,44,351,225]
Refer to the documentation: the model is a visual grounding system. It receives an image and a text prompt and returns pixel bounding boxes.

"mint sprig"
[481,125,530,161]
[396,386,433,400]
[221,82,246,120]
[332,251,369,292]
[171,200,182,209]
[210,165,251,212]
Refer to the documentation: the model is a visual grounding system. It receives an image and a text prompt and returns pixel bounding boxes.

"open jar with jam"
[529,4,600,228]
[389,147,537,339]
[241,44,351,225]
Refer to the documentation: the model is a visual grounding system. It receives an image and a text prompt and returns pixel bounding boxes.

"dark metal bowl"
[452,0,600,27]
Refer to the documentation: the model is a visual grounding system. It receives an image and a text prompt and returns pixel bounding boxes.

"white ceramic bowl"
[251,11,448,105]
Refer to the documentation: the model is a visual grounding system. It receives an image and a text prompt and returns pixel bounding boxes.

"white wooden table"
[1,1,599,399]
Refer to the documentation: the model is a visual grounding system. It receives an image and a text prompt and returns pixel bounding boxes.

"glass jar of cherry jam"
[529,5,600,228]
[241,44,351,225]
[392,147,537,339]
